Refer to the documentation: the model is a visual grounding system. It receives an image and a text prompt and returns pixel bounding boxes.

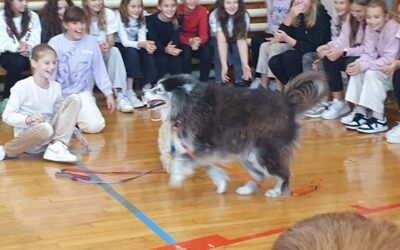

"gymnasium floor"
[1,103,400,249]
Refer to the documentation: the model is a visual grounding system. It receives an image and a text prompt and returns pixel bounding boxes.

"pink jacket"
[357,19,400,72]
[327,19,366,57]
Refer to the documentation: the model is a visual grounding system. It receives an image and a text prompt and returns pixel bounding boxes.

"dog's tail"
[283,72,329,114]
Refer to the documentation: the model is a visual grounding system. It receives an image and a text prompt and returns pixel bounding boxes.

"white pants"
[77,91,105,134]
[345,70,393,114]
[256,42,293,77]
[87,47,128,94]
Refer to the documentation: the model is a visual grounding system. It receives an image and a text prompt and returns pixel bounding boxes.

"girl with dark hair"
[0,0,41,115]
[146,0,183,80]
[115,0,158,101]
[40,0,74,43]
[209,0,252,86]
[48,6,115,134]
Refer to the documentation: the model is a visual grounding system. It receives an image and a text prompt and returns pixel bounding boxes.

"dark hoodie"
[278,3,331,55]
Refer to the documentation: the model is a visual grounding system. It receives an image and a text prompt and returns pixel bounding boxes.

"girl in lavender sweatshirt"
[49,6,115,134]
[342,0,400,134]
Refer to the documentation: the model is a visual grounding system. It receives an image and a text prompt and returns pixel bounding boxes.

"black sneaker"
[357,117,388,134]
[345,113,368,130]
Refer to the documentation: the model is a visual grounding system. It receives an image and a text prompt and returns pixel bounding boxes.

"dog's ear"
[170,89,190,122]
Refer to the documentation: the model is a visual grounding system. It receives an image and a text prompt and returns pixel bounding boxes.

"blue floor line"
[74,161,177,245]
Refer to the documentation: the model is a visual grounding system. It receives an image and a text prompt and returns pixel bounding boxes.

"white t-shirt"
[2,77,64,137]
[115,10,147,49]
[89,8,119,44]
[209,9,250,37]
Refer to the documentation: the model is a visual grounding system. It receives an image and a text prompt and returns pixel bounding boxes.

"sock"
[372,111,384,121]
[126,89,135,98]
[116,92,124,100]
[354,106,367,116]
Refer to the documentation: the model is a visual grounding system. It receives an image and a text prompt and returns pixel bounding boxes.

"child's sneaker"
[43,141,78,163]
[117,95,134,112]
[321,99,350,120]
[356,117,388,134]
[128,95,145,108]
[345,113,368,130]
[304,101,329,118]
[340,109,357,125]
[0,146,5,161]
[386,123,400,144]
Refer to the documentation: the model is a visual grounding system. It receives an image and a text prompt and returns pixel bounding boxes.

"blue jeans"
[210,36,244,86]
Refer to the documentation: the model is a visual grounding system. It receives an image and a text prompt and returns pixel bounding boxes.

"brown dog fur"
[273,212,400,250]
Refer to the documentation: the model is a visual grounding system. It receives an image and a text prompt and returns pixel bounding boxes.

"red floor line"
[155,202,400,249]
[153,227,287,250]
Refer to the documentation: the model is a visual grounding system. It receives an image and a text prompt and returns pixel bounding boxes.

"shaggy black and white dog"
[143,73,328,197]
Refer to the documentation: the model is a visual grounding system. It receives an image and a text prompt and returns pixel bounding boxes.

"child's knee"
[36,123,54,141]
[79,119,105,134]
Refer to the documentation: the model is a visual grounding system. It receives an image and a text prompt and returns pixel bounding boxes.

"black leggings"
[323,56,358,92]
[268,49,303,85]
[393,69,400,108]
[0,52,30,99]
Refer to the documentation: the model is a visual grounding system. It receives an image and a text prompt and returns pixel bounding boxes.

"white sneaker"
[117,96,134,112]
[0,146,5,161]
[142,83,152,90]
[340,109,357,125]
[357,117,388,134]
[43,141,78,163]
[304,101,329,118]
[386,123,400,144]
[250,78,261,89]
[128,94,145,108]
[321,99,350,120]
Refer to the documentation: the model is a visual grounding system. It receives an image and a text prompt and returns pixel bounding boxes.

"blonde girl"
[83,0,139,112]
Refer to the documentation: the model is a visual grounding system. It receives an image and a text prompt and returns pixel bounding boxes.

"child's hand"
[165,41,182,56]
[106,94,115,113]
[274,30,289,43]
[26,113,45,124]
[189,37,201,51]
[312,59,320,72]
[346,62,361,76]
[221,64,229,83]
[242,64,252,81]
[382,61,396,76]
[100,43,110,54]
[316,45,329,58]
[145,40,157,54]
[290,0,307,16]
[326,48,344,61]
[19,42,30,57]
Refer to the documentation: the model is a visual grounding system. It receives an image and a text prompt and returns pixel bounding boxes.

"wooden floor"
[1,103,400,250]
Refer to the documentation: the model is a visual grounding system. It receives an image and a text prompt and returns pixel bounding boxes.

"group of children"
[0,0,253,162]
[251,0,400,142]
[1,0,400,163]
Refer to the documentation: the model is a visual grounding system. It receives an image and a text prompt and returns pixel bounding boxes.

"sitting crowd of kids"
[1,0,400,163]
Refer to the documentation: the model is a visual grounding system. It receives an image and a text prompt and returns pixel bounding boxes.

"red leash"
[55,168,166,184]
[182,144,323,197]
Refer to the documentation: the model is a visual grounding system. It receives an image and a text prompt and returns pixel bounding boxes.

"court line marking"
[154,201,400,249]
[74,161,177,245]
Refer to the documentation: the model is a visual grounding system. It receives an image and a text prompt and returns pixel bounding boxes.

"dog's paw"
[169,174,185,187]
[215,181,228,194]
[235,186,256,195]
[265,189,282,198]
